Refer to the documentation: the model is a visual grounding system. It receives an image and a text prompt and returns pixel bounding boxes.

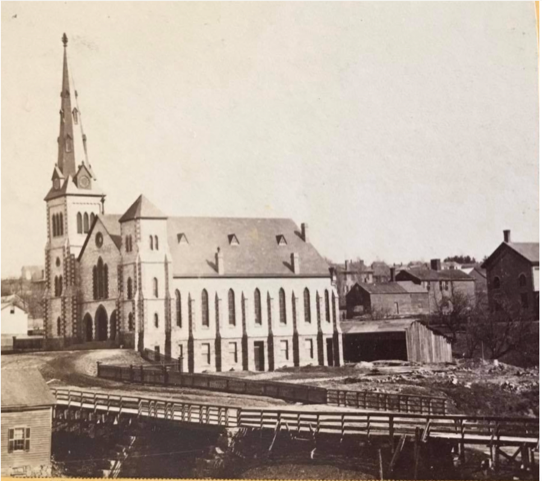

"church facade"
[43,35,343,372]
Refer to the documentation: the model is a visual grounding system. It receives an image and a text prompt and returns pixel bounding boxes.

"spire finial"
[62,33,68,47]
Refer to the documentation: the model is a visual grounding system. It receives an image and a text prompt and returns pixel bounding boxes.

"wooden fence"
[96,362,448,415]
[52,388,539,449]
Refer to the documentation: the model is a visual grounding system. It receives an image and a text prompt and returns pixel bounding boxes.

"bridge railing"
[52,388,539,447]
[96,362,448,414]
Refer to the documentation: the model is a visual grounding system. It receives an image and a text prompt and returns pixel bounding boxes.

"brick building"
[42,34,343,372]
[396,259,476,312]
[481,230,539,320]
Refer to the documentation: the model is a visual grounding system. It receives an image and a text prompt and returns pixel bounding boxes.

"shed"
[1,369,56,476]
[341,319,452,363]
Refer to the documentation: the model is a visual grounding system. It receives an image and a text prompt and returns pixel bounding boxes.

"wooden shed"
[341,319,452,364]
[1,369,56,477]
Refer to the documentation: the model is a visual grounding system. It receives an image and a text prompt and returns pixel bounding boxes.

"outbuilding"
[341,319,452,363]
[1,369,56,477]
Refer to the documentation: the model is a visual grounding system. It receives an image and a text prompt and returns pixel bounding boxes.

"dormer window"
[65,135,73,153]
[72,108,79,124]
[276,235,287,246]
[228,234,239,246]
[177,233,189,245]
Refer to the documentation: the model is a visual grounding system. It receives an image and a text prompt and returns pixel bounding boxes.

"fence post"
[389,415,395,449]
[96,362,101,377]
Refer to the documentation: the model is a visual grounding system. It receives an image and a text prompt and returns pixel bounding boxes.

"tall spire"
[57,33,88,178]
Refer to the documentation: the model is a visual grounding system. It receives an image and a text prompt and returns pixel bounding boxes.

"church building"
[43,34,343,372]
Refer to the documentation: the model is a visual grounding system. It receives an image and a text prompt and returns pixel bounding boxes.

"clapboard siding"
[1,408,53,476]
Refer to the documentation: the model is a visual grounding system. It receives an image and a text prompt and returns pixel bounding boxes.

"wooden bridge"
[97,362,449,415]
[53,388,539,452]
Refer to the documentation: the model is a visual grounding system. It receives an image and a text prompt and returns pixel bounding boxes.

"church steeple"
[57,33,88,178]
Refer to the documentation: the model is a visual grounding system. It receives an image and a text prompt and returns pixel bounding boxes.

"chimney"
[216,247,224,275]
[344,260,348,271]
[390,267,396,282]
[291,253,300,274]
[430,259,441,271]
[503,229,511,243]
[301,223,309,243]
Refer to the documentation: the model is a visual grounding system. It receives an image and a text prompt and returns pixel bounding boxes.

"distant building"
[461,264,487,303]
[345,271,429,319]
[481,230,539,320]
[21,266,45,284]
[396,259,476,312]
[1,295,29,336]
[1,369,56,477]
[341,319,452,363]
[371,261,391,284]
[334,260,374,296]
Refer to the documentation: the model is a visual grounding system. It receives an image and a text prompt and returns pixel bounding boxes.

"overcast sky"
[1,2,539,277]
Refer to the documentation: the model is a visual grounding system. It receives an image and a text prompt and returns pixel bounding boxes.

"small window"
[201,290,209,327]
[127,278,133,299]
[77,212,83,234]
[304,288,311,323]
[521,293,529,309]
[65,135,73,153]
[56,257,61,267]
[493,276,501,289]
[228,289,236,326]
[280,340,289,361]
[325,290,331,323]
[228,234,239,246]
[153,278,159,298]
[8,427,30,453]
[202,343,211,365]
[72,107,79,124]
[519,274,527,288]
[90,213,96,226]
[305,339,314,359]
[276,235,287,246]
[155,235,159,251]
[154,313,159,328]
[57,317,61,336]
[279,288,287,325]
[229,342,238,363]
[177,233,189,244]
[150,236,154,250]
[95,232,103,248]
[83,213,89,233]
[254,289,262,325]
[128,312,134,331]
[175,290,182,327]
[10,307,15,314]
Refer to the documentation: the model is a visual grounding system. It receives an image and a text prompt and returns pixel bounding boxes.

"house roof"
[80,206,331,277]
[119,195,167,223]
[371,262,391,277]
[341,319,417,334]
[481,242,540,269]
[398,267,474,282]
[1,294,27,312]
[167,216,330,277]
[1,369,55,410]
[353,281,427,296]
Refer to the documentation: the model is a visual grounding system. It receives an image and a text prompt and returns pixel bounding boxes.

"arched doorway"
[95,305,108,341]
[110,310,117,341]
[83,313,93,342]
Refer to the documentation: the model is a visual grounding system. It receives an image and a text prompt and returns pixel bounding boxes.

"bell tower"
[43,33,106,347]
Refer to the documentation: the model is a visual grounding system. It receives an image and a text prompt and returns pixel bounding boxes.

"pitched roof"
[167,217,330,277]
[398,267,474,282]
[1,294,27,312]
[1,369,55,410]
[119,195,167,223]
[77,214,122,260]
[481,242,540,269]
[355,281,427,295]
[341,319,417,334]
[44,174,105,201]
[371,262,391,277]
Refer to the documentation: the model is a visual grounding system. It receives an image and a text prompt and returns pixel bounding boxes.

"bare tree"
[429,286,473,343]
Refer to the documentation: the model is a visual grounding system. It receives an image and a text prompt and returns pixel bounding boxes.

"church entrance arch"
[83,313,93,342]
[96,305,108,341]
[110,310,118,341]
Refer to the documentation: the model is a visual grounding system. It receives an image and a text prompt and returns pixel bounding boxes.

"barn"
[341,319,452,363]
[1,369,56,477]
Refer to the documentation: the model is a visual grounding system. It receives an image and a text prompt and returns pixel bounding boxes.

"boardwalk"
[53,388,539,449]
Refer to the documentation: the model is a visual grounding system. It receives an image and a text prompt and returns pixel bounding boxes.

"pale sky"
[1,2,539,277]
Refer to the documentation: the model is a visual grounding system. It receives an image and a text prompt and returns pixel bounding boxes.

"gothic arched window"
[153,278,159,298]
[279,288,287,325]
[155,236,159,251]
[254,289,262,325]
[90,213,96,227]
[57,317,61,337]
[77,212,82,234]
[92,267,97,300]
[228,289,236,326]
[304,288,311,323]
[325,290,331,323]
[103,264,109,299]
[96,257,104,299]
[127,277,133,299]
[201,289,209,327]
[128,312,134,331]
[332,292,337,324]
[292,291,297,325]
[150,236,154,250]
[175,290,182,327]
[154,313,159,328]
[316,292,321,324]
[83,213,89,233]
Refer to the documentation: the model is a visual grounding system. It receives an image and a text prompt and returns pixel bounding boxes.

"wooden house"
[1,369,55,477]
